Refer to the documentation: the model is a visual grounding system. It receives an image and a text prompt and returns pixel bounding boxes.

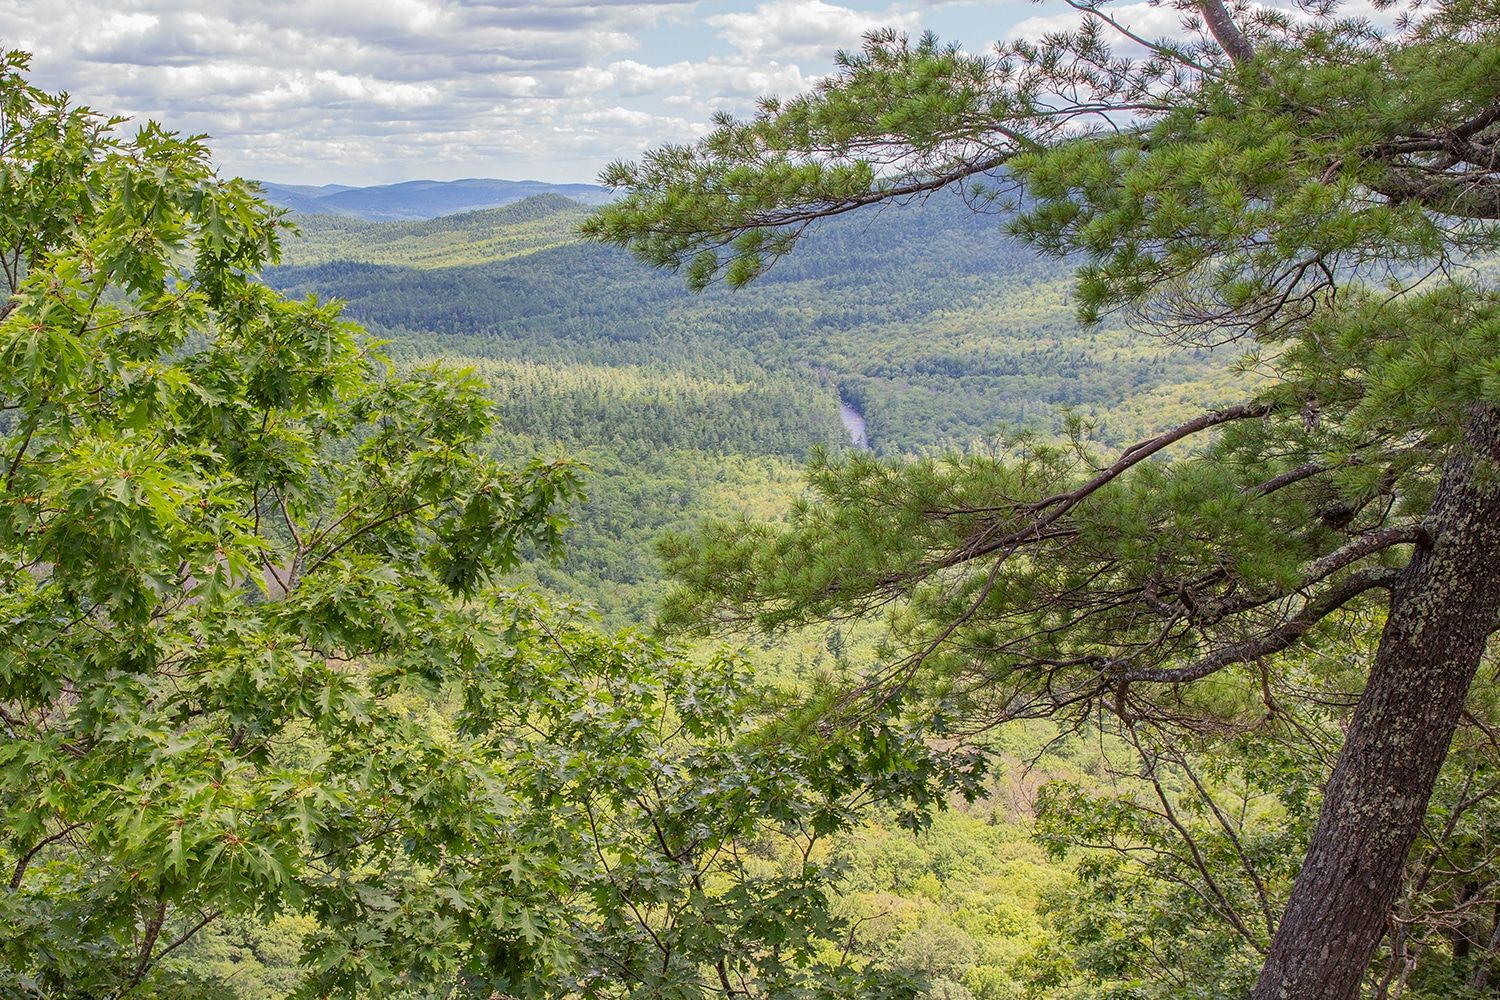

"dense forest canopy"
[265,190,1241,623]
[268,189,1236,455]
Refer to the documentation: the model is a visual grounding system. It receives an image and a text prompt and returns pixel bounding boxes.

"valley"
[262,188,1240,621]
[146,181,1243,998]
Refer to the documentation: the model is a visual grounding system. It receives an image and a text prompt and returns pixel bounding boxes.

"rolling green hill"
[257,177,612,220]
[270,193,1240,450]
[261,191,1242,620]
[280,194,588,266]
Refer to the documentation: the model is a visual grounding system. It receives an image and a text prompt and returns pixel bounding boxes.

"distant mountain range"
[254,177,613,221]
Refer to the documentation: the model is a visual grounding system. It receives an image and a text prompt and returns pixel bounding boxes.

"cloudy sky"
[7,1,1078,186]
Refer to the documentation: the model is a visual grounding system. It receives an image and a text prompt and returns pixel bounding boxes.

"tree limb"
[1117,565,1399,686]
[937,402,1273,574]
[1195,0,1256,66]
[9,821,85,890]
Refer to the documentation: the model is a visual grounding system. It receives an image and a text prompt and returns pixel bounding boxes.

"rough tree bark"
[1251,407,1500,999]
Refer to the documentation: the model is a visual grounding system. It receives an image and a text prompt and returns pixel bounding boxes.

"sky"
[6,0,1097,186]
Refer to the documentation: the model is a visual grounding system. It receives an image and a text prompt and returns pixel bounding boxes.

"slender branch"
[150,909,221,966]
[127,899,168,990]
[1300,526,1424,583]
[1062,0,1217,75]
[660,153,1022,271]
[303,498,441,576]
[1118,566,1398,685]
[1370,169,1500,220]
[1244,461,1327,497]
[10,821,86,889]
[936,403,1273,574]
[4,417,37,491]
[1139,745,1266,952]
[1169,741,1277,938]
[1453,105,1500,141]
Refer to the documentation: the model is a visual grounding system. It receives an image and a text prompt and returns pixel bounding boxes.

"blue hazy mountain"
[255,178,611,221]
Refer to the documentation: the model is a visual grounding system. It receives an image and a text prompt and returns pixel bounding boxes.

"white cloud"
[1006,2,1184,44]
[12,0,713,181]
[709,0,921,60]
[601,57,812,99]
[6,0,1024,183]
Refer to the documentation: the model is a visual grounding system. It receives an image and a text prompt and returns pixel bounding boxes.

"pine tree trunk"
[1252,407,1500,1000]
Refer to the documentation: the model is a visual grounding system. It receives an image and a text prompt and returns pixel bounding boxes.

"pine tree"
[584,3,1500,995]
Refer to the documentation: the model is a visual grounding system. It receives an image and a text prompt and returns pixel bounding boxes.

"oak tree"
[0,51,963,998]
[0,47,597,996]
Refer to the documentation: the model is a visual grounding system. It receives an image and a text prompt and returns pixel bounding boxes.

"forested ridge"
[263,192,1240,621]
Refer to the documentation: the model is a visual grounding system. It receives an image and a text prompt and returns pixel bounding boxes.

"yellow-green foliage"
[281,195,587,268]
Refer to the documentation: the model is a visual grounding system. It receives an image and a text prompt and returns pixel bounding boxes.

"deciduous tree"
[0,50,961,998]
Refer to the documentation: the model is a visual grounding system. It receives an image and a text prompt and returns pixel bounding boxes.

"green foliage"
[164,914,315,1000]
[583,2,1500,996]
[12,1,1495,995]
[0,51,972,999]
[0,49,587,996]
[451,615,985,1000]
[1007,21,1499,328]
